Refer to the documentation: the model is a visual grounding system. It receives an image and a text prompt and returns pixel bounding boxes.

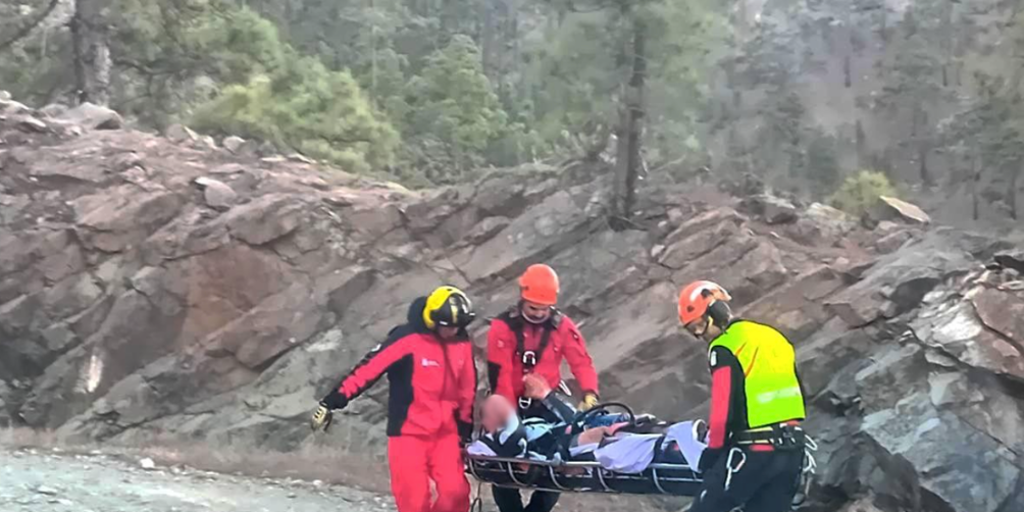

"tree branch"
[0,0,63,53]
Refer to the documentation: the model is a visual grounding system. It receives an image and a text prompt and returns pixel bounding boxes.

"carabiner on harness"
[518,396,533,410]
[522,350,538,368]
[723,447,747,492]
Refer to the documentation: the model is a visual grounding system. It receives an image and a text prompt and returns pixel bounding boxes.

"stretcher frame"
[464,452,703,496]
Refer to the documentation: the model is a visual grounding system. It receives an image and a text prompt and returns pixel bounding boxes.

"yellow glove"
[577,392,600,412]
[310,402,333,432]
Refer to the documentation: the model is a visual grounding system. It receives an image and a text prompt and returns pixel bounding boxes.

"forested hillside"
[2,0,1023,222]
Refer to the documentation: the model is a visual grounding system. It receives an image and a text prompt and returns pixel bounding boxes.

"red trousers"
[387,433,470,512]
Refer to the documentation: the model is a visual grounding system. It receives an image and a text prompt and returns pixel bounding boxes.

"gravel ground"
[0,448,394,512]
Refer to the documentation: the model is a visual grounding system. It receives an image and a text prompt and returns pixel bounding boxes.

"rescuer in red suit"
[311,286,478,512]
[486,264,600,512]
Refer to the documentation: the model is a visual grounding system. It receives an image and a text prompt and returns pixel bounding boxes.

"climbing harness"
[507,308,560,411]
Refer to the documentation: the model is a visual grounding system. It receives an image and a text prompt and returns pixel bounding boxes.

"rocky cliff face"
[2,96,1024,512]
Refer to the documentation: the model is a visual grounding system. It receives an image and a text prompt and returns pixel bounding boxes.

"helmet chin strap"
[522,312,548,324]
[520,303,552,324]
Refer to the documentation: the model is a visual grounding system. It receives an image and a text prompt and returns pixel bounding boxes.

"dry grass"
[138,438,393,493]
[0,426,61,448]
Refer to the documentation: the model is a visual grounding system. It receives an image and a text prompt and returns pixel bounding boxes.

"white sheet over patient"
[593,434,663,473]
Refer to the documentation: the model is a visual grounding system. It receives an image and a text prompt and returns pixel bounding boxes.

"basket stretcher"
[464,453,703,496]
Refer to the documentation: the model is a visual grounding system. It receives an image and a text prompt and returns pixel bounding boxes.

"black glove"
[320,389,349,410]
[457,420,474,445]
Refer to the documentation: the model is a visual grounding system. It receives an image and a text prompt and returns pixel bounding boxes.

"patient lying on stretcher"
[468,375,707,472]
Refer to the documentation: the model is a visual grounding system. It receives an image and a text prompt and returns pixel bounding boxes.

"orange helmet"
[520,264,559,306]
[678,280,732,326]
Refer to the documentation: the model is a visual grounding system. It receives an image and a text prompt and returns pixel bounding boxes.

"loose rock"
[194,177,237,210]
[222,136,246,154]
[165,124,198,143]
[57,103,123,130]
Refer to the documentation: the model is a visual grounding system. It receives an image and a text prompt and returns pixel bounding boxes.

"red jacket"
[324,297,476,438]
[486,307,598,404]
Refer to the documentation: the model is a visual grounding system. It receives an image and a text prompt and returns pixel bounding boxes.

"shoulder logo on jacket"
[421,358,440,368]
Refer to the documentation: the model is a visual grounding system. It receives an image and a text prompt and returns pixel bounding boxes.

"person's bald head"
[482,394,516,433]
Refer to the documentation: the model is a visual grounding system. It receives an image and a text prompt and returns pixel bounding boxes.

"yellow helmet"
[423,286,476,330]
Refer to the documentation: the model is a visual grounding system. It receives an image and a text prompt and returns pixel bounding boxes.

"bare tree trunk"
[918,144,930,187]
[369,0,377,100]
[941,0,952,87]
[844,55,852,88]
[612,12,646,223]
[481,0,497,78]
[971,153,980,221]
[1010,163,1020,221]
[71,0,110,105]
[855,119,866,169]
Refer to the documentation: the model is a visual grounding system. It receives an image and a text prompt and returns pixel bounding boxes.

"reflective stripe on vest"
[708,320,806,428]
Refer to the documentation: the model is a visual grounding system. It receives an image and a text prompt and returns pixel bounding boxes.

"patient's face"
[482,395,515,433]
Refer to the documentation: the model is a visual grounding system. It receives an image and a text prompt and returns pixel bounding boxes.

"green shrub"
[400,35,509,182]
[192,54,398,174]
[829,171,897,217]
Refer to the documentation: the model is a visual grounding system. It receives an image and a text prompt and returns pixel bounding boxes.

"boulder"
[0,97,31,115]
[874,229,913,254]
[73,188,184,252]
[459,215,510,246]
[861,393,1019,512]
[15,115,49,133]
[995,250,1024,274]
[193,177,237,211]
[789,202,857,244]
[222,136,246,154]
[740,193,798,224]
[877,196,931,224]
[913,300,1024,379]
[57,103,123,130]
[39,104,68,118]
[196,135,217,150]
[0,90,10,101]
[287,153,315,164]
[224,194,306,245]
[970,287,1024,346]
[165,124,198,143]
[450,189,595,282]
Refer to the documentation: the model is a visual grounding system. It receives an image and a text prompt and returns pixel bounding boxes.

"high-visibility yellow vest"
[708,320,806,428]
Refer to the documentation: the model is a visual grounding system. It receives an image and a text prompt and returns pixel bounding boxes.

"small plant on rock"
[828,170,897,217]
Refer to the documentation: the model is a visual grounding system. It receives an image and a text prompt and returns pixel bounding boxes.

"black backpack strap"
[481,425,529,458]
